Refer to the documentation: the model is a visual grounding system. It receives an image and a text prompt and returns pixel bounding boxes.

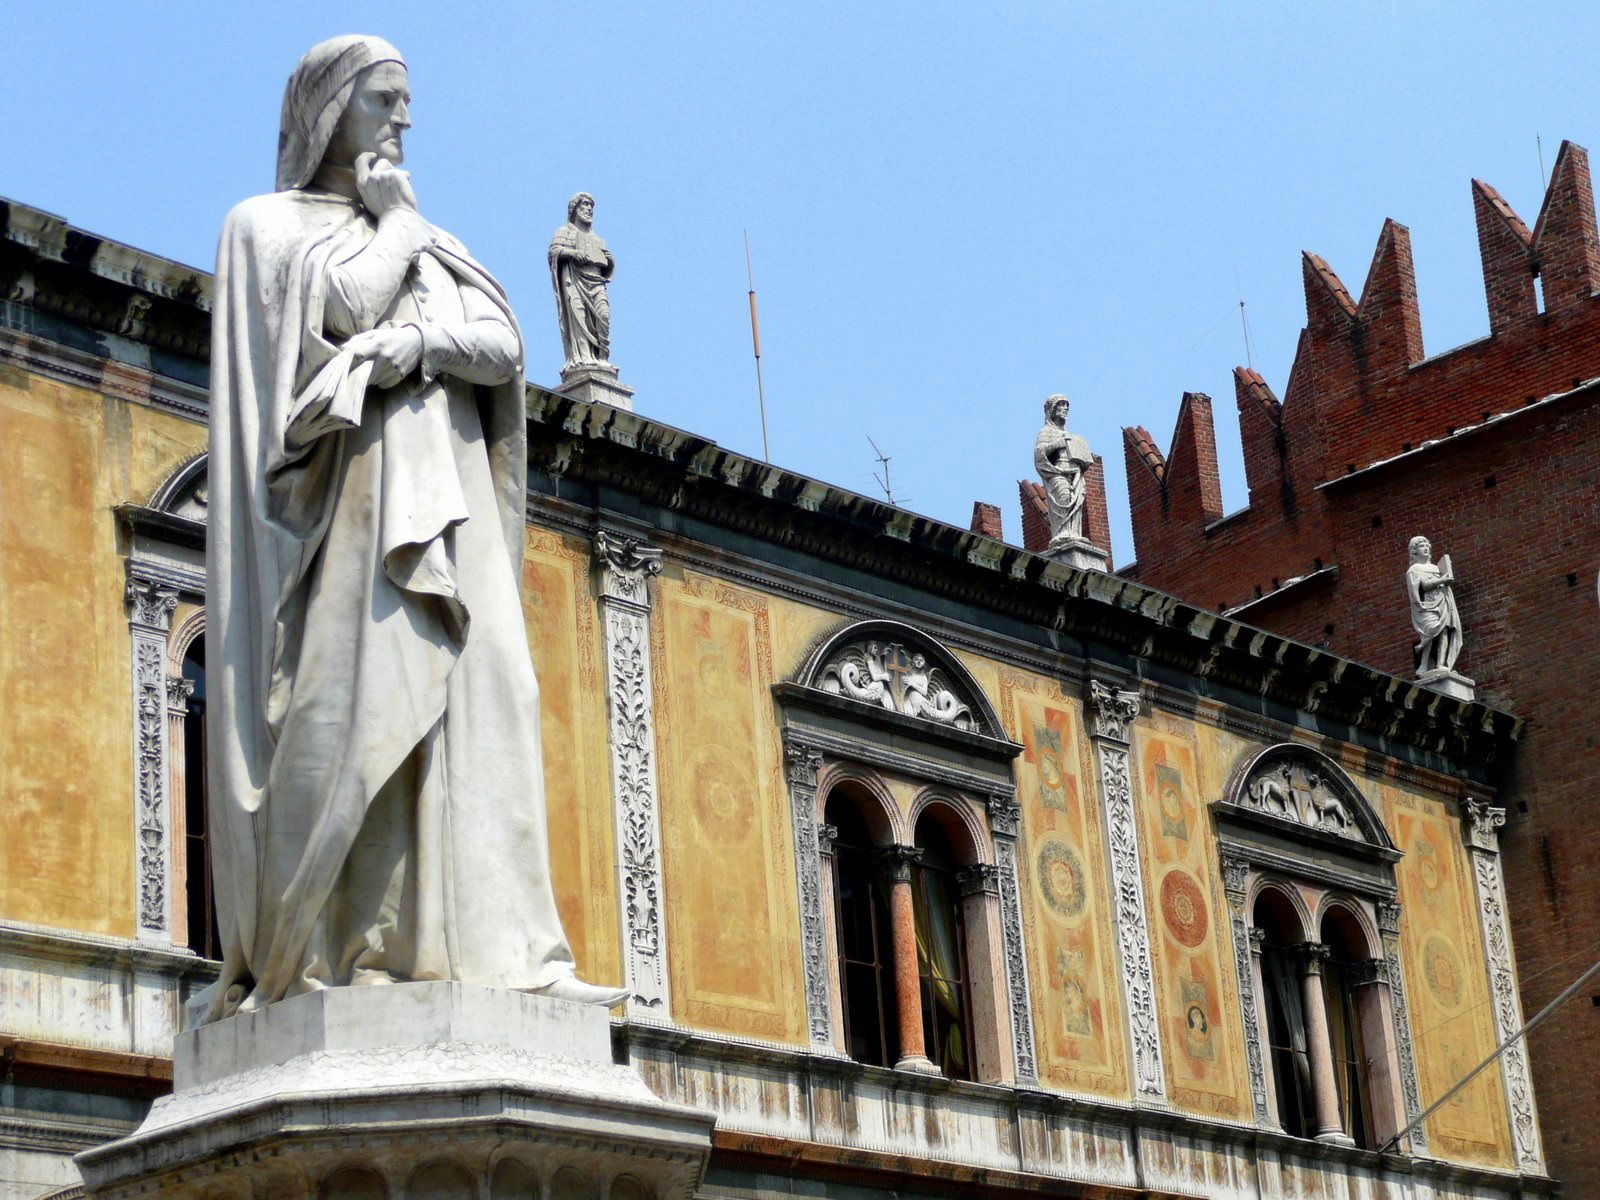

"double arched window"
[819,777,997,1082]
[1219,744,1419,1151]
[777,621,1033,1083]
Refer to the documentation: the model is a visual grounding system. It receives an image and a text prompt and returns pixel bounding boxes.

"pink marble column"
[880,846,937,1073]
[1298,942,1354,1146]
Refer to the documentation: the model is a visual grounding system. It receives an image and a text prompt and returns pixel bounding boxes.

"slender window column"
[879,845,937,1074]
[1086,680,1166,1102]
[1463,797,1544,1172]
[126,567,178,943]
[1349,956,1405,1146]
[986,793,1038,1083]
[594,531,668,1019]
[1296,942,1354,1146]
[1377,900,1428,1155]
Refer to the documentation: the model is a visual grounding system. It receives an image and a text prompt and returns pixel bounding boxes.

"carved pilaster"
[1376,902,1428,1155]
[984,790,1038,1084]
[594,532,668,1019]
[1462,817,1543,1171]
[1220,853,1270,1123]
[126,568,178,942]
[783,736,834,1049]
[1085,679,1165,1102]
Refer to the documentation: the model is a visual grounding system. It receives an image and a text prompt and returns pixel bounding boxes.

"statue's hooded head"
[276,34,406,192]
[1044,393,1070,425]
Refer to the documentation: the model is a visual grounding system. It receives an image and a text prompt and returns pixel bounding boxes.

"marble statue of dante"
[1033,394,1094,547]
[1406,535,1464,674]
[548,193,614,367]
[203,35,625,1022]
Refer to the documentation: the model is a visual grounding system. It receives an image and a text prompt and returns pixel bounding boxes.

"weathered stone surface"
[75,983,714,1200]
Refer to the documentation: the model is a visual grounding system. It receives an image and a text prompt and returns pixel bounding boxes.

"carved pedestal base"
[75,982,714,1200]
[1043,537,1110,573]
[559,362,635,411]
[1416,667,1476,701]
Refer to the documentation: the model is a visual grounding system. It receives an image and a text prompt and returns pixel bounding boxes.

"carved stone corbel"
[594,531,669,1018]
[1085,679,1165,1102]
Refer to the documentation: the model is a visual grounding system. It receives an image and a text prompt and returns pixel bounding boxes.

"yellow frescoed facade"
[0,200,1554,1200]
[1385,782,1513,1168]
[1134,717,1252,1120]
[999,668,1129,1100]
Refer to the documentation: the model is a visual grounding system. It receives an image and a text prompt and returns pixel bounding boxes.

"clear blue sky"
[8,3,1599,563]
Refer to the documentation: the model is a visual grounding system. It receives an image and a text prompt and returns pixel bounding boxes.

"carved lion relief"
[1225,744,1391,848]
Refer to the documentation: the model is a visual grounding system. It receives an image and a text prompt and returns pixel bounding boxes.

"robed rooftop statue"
[202,34,626,1021]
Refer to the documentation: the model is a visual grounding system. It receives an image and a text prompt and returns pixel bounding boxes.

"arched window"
[911,808,976,1082]
[180,637,219,960]
[1254,887,1314,1139]
[825,787,899,1067]
[1322,906,1376,1150]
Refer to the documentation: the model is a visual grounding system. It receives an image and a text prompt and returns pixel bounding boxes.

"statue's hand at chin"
[355,152,418,217]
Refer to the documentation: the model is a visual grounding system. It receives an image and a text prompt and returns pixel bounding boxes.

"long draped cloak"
[1033,423,1093,544]
[203,189,574,1020]
[1406,561,1462,670]
[547,222,612,366]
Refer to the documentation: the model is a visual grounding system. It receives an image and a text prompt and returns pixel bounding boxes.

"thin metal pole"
[1378,952,1600,1154]
[744,230,770,463]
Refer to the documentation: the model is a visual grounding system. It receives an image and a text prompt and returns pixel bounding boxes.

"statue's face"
[1411,539,1431,563]
[576,196,595,224]
[325,61,411,169]
[1046,397,1069,426]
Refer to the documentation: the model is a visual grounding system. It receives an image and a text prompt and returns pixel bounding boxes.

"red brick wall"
[1120,141,1600,1190]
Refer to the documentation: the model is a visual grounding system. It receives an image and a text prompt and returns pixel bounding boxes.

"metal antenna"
[868,436,897,506]
[1234,269,1255,370]
[744,230,770,463]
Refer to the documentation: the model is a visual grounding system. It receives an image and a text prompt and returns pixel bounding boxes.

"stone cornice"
[525,388,1521,773]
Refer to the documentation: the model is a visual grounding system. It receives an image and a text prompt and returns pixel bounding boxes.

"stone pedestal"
[74,982,714,1200]
[1417,667,1476,701]
[1043,537,1110,573]
[559,362,634,411]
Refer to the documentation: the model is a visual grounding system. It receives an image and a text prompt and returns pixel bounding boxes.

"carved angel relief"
[818,640,975,730]
[1240,758,1357,838]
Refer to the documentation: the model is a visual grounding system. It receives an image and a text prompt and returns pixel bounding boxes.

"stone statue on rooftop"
[549,192,614,368]
[201,34,625,1023]
[1034,394,1096,551]
[1407,535,1473,698]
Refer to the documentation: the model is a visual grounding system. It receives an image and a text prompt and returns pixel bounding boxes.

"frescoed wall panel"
[653,568,806,1043]
[1135,716,1252,1119]
[1000,669,1129,1099]
[0,374,206,937]
[521,527,620,987]
[1384,783,1512,1168]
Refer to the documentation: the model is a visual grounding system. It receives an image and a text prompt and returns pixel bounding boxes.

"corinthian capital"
[1086,679,1141,743]
[595,530,663,605]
